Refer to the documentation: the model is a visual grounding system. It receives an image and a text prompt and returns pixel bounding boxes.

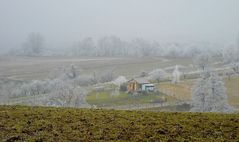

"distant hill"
[0,105,238,141]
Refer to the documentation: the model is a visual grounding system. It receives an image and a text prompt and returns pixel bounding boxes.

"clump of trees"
[9,33,239,60]
[0,64,121,107]
[193,53,211,71]
[232,63,239,74]
[0,65,91,107]
[97,69,115,83]
[222,42,239,64]
[71,36,221,58]
[22,33,45,56]
[190,53,235,113]
[147,69,168,83]
[45,79,88,107]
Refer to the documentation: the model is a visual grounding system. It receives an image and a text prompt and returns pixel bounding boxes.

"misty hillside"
[1,1,239,141]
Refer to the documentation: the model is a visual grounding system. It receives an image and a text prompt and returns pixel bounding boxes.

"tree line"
[9,33,239,61]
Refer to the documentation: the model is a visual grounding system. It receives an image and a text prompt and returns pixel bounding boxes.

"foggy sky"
[0,0,239,52]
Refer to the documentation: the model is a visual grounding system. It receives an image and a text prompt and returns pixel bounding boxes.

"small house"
[127,78,155,93]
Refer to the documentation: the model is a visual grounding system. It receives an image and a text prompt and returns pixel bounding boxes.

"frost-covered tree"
[139,71,148,77]
[28,80,46,95]
[67,64,77,79]
[190,71,209,112]
[222,45,238,64]
[74,89,89,108]
[48,64,79,81]
[206,73,233,112]
[16,80,49,97]
[172,65,180,84]
[131,38,156,57]
[224,69,235,80]
[23,32,44,56]
[193,53,211,71]
[112,76,127,86]
[237,34,239,55]
[97,36,124,56]
[45,79,89,107]
[0,82,17,103]
[46,80,73,107]
[191,70,234,113]
[73,75,96,86]
[0,64,94,107]
[148,69,167,83]
[98,69,115,83]
[232,63,239,74]
[74,37,96,56]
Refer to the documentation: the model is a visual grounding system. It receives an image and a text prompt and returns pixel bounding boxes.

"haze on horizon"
[0,0,239,53]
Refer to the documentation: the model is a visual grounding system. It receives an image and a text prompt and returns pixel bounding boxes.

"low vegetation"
[86,91,172,107]
[0,105,239,141]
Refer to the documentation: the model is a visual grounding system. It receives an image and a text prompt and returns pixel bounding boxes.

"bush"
[119,83,127,92]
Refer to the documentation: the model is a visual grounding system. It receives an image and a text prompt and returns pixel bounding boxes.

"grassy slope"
[224,76,239,109]
[0,106,239,142]
[159,76,239,109]
[0,56,191,81]
[159,80,194,101]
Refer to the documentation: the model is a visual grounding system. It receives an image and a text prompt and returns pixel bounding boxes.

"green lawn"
[86,91,174,107]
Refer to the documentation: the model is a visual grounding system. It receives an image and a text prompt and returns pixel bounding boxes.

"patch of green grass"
[143,103,191,112]
[0,105,238,141]
[86,91,170,107]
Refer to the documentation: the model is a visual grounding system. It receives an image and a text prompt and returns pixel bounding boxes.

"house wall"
[127,81,140,92]
[142,84,155,92]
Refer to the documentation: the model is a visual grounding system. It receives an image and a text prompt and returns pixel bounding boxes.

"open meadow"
[1,56,239,111]
[0,56,191,81]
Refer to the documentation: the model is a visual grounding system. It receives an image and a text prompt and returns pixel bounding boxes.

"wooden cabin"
[127,78,154,93]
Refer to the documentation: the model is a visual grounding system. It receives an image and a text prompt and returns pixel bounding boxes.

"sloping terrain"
[0,105,238,141]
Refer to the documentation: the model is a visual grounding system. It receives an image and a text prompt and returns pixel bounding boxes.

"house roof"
[129,77,150,84]
[142,83,154,87]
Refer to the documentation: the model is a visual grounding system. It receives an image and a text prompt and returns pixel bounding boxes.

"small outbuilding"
[127,77,155,93]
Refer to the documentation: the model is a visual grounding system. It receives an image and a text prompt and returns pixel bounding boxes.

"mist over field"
[0,1,239,141]
[0,0,239,54]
